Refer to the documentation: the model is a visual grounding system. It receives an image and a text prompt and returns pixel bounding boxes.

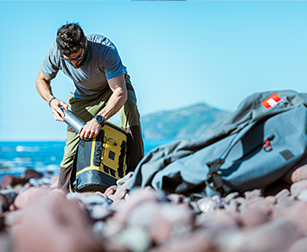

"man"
[36,23,144,192]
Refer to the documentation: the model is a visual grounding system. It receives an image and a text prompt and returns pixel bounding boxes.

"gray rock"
[275,188,290,204]
[272,201,307,236]
[290,179,307,198]
[116,172,134,186]
[197,197,218,213]
[218,218,302,252]
[90,204,114,220]
[244,189,262,200]
[288,237,307,252]
[0,189,18,205]
[116,226,152,252]
[224,191,239,204]
[12,189,103,252]
[297,189,307,202]
[240,199,272,228]
[225,199,239,212]
[265,195,276,204]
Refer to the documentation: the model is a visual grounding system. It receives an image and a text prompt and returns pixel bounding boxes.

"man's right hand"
[49,98,69,122]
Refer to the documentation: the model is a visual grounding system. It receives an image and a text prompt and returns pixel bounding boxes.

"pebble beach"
[2,157,307,252]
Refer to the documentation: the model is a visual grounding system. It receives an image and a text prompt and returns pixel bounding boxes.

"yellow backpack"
[70,121,127,193]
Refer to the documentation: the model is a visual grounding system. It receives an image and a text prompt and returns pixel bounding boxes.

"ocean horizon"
[0,139,176,180]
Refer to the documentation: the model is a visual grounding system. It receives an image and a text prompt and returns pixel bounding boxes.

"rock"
[0,193,9,212]
[290,179,307,198]
[90,204,114,220]
[166,193,192,208]
[108,173,134,202]
[223,191,239,204]
[244,189,262,200]
[116,172,134,186]
[275,188,290,204]
[150,225,228,252]
[116,226,152,252]
[288,237,307,252]
[0,175,29,189]
[126,201,159,228]
[297,190,307,202]
[218,218,302,252]
[225,199,239,212]
[4,209,24,227]
[211,195,226,209]
[28,177,51,187]
[23,168,43,179]
[0,189,18,206]
[104,185,118,197]
[265,195,276,204]
[234,196,246,205]
[204,209,240,229]
[125,199,195,244]
[113,187,161,224]
[240,199,273,228]
[14,187,49,209]
[276,195,296,212]
[149,203,195,244]
[78,194,109,206]
[12,184,25,193]
[197,197,222,213]
[272,201,307,236]
[282,155,307,183]
[12,189,103,252]
[290,165,307,183]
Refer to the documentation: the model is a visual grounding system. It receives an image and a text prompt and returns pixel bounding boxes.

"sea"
[0,139,175,181]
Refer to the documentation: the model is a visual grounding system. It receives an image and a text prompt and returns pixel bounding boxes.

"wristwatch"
[93,115,105,125]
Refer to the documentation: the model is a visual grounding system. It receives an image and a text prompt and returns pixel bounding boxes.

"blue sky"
[0,1,307,141]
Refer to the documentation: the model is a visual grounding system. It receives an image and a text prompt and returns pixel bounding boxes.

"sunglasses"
[62,45,85,62]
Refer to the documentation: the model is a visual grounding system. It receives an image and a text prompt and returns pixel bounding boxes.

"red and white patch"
[261,93,283,109]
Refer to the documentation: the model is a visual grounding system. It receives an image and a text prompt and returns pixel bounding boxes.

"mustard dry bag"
[70,121,127,192]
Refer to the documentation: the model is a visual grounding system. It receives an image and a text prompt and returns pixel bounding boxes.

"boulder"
[12,189,103,252]
[0,175,29,189]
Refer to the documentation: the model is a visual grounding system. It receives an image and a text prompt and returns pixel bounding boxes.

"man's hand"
[80,119,101,139]
[36,69,69,122]
[50,98,69,122]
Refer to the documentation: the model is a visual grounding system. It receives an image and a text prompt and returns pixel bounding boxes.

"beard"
[72,50,87,68]
[72,59,84,68]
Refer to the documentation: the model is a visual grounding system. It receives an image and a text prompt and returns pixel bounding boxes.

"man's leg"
[58,131,80,192]
[120,75,145,172]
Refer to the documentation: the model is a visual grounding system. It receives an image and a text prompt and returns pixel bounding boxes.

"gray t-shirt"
[40,34,127,98]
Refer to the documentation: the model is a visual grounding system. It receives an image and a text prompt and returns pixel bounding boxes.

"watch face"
[95,115,104,124]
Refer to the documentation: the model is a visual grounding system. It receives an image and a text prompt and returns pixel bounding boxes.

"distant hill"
[141,103,232,139]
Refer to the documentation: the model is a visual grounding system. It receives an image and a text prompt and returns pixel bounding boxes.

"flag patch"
[261,93,283,109]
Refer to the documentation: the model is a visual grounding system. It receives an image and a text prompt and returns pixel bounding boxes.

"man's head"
[56,23,86,58]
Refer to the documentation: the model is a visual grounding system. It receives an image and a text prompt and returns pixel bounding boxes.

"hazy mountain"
[141,103,232,139]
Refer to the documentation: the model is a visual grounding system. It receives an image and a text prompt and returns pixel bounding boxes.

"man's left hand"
[80,119,101,139]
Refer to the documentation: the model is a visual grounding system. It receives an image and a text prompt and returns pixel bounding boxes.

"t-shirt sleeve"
[100,40,127,80]
[40,43,60,79]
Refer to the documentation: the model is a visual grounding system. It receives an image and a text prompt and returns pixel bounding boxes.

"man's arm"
[35,68,68,122]
[79,74,127,139]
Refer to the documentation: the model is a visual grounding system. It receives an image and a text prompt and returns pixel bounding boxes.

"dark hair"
[56,23,86,57]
